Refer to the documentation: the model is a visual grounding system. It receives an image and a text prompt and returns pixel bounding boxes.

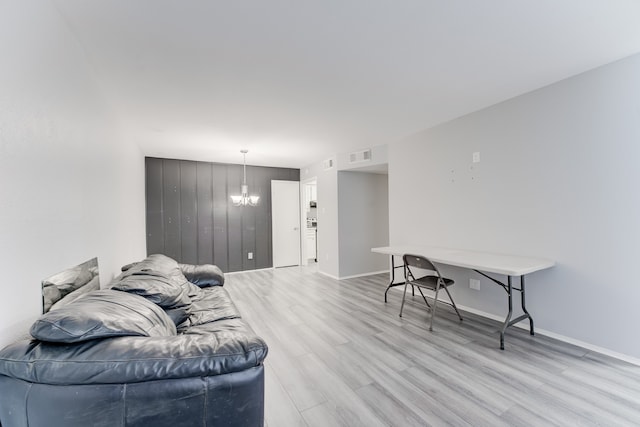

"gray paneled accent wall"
[145,157,300,272]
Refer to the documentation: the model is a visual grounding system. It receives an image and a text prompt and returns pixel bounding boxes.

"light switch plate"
[470,278,481,290]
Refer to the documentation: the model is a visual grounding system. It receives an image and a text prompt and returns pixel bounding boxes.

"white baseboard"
[317,269,389,280]
[225,267,274,276]
[338,270,389,280]
[317,270,340,280]
[387,285,640,366]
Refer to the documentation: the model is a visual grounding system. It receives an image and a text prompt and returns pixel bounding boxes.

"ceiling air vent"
[323,158,335,170]
[348,149,372,164]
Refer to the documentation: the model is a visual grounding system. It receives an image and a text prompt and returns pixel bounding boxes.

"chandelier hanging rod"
[230,149,260,207]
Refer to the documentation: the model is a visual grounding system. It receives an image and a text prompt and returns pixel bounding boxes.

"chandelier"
[230,149,260,206]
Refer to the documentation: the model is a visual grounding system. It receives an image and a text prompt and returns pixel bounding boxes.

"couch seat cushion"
[177,286,242,331]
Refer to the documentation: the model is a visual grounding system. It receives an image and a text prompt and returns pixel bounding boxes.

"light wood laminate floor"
[224,266,640,427]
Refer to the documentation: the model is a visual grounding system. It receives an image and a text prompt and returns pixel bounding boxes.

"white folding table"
[371,246,555,349]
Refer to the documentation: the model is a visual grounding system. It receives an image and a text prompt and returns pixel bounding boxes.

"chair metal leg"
[399,283,409,317]
[444,286,463,321]
[416,286,431,309]
[430,283,442,331]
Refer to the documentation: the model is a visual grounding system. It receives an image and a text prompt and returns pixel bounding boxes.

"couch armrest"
[179,263,225,287]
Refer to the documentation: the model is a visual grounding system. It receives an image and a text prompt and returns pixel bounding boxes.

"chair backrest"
[403,254,441,277]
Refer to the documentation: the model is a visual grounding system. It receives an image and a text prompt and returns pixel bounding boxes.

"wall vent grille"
[348,149,372,164]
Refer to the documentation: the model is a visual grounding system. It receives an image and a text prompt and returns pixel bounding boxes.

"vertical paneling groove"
[145,157,299,272]
[242,165,257,271]
[145,158,165,255]
[212,164,228,272]
[196,163,213,265]
[209,164,216,264]
[255,167,271,269]
[179,161,198,264]
[227,164,243,272]
[162,159,181,260]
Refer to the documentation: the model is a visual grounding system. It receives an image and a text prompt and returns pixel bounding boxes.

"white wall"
[301,145,389,279]
[389,53,640,358]
[338,172,389,278]
[0,1,146,347]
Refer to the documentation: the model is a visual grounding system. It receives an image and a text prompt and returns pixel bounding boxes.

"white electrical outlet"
[248,252,253,260]
[472,152,480,163]
[470,278,481,290]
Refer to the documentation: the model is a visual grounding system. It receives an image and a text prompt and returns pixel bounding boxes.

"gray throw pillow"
[30,289,177,343]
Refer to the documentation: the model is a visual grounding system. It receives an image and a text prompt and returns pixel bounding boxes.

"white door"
[272,180,301,267]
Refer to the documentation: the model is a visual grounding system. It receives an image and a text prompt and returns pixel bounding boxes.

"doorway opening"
[301,178,317,266]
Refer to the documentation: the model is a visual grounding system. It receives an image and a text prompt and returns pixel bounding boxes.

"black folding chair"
[401,254,463,331]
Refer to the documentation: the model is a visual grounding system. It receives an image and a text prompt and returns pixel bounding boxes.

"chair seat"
[410,276,454,290]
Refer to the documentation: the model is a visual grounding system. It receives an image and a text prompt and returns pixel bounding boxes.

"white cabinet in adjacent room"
[306,229,317,261]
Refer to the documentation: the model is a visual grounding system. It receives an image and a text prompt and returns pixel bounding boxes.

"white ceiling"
[54,0,640,169]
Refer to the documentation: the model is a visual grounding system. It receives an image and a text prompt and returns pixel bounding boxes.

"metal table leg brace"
[474,271,534,350]
[384,255,413,303]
